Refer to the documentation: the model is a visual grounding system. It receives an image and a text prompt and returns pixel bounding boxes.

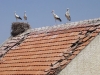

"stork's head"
[24,11,26,13]
[14,11,16,15]
[51,10,54,13]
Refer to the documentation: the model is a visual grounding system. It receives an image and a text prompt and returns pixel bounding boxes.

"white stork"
[65,8,71,22]
[51,10,62,25]
[24,11,27,21]
[14,11,22,21]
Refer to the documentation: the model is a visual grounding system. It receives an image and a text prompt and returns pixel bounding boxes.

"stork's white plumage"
[65,8,71,22]
[51,10,62,24]
[24,11,27,21]
[14,11,22,21]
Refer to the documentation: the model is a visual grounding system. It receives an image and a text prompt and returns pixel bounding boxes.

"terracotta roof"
[0,18,100,75]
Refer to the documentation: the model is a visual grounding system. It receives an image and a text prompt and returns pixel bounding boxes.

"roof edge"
[31,17,100,33]
[0,29,32,48]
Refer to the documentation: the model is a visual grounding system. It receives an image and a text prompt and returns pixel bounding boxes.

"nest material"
[11,22,30,37]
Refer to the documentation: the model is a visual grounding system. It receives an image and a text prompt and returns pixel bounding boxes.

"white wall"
[59,34,100,75]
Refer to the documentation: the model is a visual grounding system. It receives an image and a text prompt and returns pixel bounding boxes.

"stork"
[24,11,27,22]
[65,8,71,22]
[14,11,22,21]
[51,10,62,25]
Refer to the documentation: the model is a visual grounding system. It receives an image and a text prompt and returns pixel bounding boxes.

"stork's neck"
[15,12,16,15]
[24,12,26,16]
[66,10,69,14]
[52,12,56,16]
[67,10,69,13]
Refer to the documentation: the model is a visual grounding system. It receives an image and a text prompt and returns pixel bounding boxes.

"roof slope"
[59,31,100,75]
[0,18,100,75]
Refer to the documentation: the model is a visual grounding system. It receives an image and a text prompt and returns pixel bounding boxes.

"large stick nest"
[11,22,30,37]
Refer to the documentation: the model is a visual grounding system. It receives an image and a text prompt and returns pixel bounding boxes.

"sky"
[0,0,100,44]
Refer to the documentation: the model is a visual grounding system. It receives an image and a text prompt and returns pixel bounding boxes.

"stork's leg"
[16,18,17,22]
[67,20,71,23]
[24,19,25,23]
[26,20,28,23]
[67,20,68,23]
[55,20,57,25]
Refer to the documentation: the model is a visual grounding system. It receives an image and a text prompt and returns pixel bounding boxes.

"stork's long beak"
[51,10,54,13]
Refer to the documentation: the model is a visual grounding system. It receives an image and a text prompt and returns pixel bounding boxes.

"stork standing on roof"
[24,11,27,22]
[14,11,22,21]
[51,10,62,25]
[65,8,71,22]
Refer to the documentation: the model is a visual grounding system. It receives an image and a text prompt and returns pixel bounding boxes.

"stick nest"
[11,22,30,37]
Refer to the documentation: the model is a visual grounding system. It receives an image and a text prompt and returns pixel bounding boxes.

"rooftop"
[0,18,100,75]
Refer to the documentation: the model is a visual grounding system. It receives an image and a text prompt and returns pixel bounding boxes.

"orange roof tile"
[0,18,100,75]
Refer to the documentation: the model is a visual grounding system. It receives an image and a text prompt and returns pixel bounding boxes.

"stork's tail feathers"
[19,17,22,20]
[57,18,62,22]
[69,16,71,21]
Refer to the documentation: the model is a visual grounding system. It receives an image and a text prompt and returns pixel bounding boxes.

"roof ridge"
[0,36,12,48]
[0,17,100,48]
[31,17,100,33]
[1,17,100,48]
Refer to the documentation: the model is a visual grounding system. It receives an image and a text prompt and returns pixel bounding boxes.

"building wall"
[59,35,100,75]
